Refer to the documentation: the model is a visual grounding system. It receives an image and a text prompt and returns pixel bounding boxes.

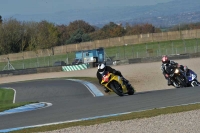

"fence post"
[36,54,39,67]
[183,39,187,53]
[123,44,125,59]
[196,38,198,53]
[118,46,120,59]
[171,41,174,55]
[132,45,134,58]
[145,43,148,57]
[22,56,25,69]
[115,44,118,59]
[66,52,69,64]
[158,42,161,56]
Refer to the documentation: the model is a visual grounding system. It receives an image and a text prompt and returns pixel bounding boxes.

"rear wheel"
[110,81,124,96]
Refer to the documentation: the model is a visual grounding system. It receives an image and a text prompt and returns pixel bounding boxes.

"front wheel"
[176,76,187,87]
[110,81,124,96]
[127,85,135,95]
[191,81,199,87]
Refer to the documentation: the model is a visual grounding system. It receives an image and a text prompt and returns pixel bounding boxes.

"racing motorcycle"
[101,71,135,96]
[165,64,188,88]
[186,69,200,87]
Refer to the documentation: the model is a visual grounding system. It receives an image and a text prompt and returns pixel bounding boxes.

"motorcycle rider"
[183,66,200,86]
[96,63,130,93]
[161,55,185,87]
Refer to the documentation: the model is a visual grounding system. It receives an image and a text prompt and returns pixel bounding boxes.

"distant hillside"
[4,0,200,27]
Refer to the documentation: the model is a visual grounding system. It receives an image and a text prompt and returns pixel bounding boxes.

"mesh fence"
[0,39,200,70]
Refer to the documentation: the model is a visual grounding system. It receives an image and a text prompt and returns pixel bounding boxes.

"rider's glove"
[165,74,169,78]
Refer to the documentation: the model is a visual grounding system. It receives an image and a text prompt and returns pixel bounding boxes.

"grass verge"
[0,88,37,112]
[11,103,200,133]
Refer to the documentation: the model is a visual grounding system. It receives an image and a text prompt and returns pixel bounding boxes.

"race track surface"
[0,79,200,130]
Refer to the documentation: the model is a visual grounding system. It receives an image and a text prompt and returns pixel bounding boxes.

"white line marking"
[2,87,16,103]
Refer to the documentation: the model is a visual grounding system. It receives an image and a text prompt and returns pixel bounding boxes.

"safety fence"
[1,52,200,77]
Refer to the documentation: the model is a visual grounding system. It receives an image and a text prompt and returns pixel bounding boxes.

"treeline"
[0,15,200,55]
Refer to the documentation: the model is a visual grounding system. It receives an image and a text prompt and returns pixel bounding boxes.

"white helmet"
[98,63,105,74]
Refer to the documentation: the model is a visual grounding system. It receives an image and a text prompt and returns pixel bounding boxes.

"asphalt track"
[0,79,200,130]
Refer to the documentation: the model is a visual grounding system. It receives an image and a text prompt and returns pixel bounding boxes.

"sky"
[0,0,174,16]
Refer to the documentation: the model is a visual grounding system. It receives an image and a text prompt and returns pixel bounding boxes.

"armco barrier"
[62,64,88,71]
[0,64,88,77]
[0,67,61,77]
[128,58,142,64]
[37,66,62,73]
[0,68,37,77]
[188,52,200,58]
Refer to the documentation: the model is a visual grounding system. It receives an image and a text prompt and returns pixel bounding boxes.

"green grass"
[0,88,36,112]
[1,38,200,70]
[0,88,13,104]
[105,38,200,60]
[11,103,200,133]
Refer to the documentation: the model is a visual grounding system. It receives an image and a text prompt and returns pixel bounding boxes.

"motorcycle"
[165,64,188,88]
[186,69,200,87]
[101,71,135,96]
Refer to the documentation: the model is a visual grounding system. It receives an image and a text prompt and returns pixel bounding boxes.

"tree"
[35,20,59,49]
[22,21,38,51]
[0,15,2,24]
[66,29,91,44]
[67,20,95,34]
[0,18,23,54]
[56,24,69,46]
[125,23,161,35]
[91,22,125,40]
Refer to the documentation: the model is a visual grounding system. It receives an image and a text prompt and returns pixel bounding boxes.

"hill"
[4,0,200,27]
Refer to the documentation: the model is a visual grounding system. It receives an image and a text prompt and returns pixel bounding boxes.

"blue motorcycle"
[186,69,200,87]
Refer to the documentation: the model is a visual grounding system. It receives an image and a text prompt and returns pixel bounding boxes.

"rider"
[160,55,185,87]
[96,63,130,93]
[183,66,200,86]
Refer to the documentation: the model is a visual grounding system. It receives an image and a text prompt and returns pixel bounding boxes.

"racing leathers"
[185,69,200,86]
[96,66,129,92]
[161,60,184,87]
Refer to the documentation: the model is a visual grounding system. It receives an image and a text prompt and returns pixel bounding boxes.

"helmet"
[184,66,188,72]
[162,55,169,64]
[98,63,106,74]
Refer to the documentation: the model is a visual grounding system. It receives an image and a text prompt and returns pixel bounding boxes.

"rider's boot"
[104,87,110,93]
[197,81,200,86]
[167,78,173,86]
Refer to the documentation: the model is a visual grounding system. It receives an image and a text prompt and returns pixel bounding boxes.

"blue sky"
[0,0,173,16]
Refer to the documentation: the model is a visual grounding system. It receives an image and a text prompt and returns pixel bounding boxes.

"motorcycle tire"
[110,81,124,96]
[191,81,199,87]
[176,76,187,87]
[127,85,135,95]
